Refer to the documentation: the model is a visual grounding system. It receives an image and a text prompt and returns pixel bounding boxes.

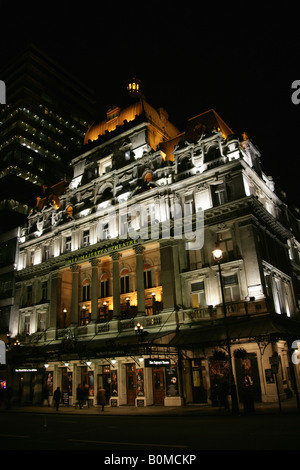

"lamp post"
[126,297,130,318]
[63,308,67,329]
[134,322,144,336]
[103,301,107,322]
[152,292,156,315]
[212,244,239,414]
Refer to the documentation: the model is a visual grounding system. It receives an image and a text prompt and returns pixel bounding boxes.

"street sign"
[144,359,171,367]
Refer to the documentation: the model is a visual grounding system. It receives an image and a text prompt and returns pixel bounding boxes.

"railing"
[14,298,272,348]
[187,298,270,321]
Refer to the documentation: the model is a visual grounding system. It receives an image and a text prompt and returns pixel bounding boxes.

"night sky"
[1,2,299,209]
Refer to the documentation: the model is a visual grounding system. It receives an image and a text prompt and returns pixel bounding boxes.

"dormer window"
[106,106,120,122]
[98,155,112,176]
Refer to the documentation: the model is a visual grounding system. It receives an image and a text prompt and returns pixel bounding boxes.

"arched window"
[100,273,109,298]
[120,269,130,294]
[82,278,91,301]
[143,263,152,289]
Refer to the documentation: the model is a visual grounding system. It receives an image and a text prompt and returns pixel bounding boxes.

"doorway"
[235,353,262,402]
[191,359,207,403]
[126,364,136,405]
[98,365,111,404]
[153,367,165,405]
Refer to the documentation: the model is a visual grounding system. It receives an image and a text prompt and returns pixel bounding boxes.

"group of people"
[52,384,90,411]
[76,384,90,409]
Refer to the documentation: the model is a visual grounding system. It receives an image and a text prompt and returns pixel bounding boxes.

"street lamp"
[134,322,144,336]
[212,244,239,414]
[63,308,67,329]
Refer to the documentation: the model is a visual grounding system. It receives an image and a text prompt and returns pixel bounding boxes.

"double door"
[126,364,166,405]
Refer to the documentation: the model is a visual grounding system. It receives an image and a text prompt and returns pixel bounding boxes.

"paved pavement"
[2,397,300,417]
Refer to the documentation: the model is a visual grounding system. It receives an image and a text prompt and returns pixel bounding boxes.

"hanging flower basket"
[234,348,248,359]
[212,350,227,361]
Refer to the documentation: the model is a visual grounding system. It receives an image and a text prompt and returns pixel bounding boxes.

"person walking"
[53,386,61,411]
[76,384,84,409]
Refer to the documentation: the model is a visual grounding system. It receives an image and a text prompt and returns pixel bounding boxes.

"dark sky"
[1,2,299,208]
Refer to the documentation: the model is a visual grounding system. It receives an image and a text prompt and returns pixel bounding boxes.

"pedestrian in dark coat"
[53,387,61,411]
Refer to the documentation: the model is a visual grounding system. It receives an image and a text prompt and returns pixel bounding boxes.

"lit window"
[82,279,91,301]
[120,269,130,294]
[191,281,206,308]
[83,230,90,247]
[65,236,72,252]
[223,274,240,302]
[143,264,152,289]
[100,273,109,298]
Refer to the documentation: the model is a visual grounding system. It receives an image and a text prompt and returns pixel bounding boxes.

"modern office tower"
[0,44,95,231]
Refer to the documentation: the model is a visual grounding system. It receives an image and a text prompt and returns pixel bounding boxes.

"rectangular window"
[100,280,109,298]
[184,194,194,216]
[26,285,32,304]
[83,230,90,247]
[82,284,90,301]
[101,223,109,240]
[65,236,72,252]
[120,214,129,237]
[121,275,130,294]
[143,270,152,289]
[223,274,240,302]
[191,281,206,308]
[212,183,227,206]
[217,229,234,261]
[24,315,30,335]
[39,311,47,331]
[41,281,48,301]
[44,245,50,260]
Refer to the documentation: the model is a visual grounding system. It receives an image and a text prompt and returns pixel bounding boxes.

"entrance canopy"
[169,313,300,350]
[8,330,175,365]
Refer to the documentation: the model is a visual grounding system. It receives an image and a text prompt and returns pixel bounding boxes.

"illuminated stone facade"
[7,86,300,409]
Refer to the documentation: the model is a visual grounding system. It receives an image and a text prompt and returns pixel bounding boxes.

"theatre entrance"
[126,364,136,405]
[153,367,165,405]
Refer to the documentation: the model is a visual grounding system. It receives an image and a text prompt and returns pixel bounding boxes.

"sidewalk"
[2,397,299,417]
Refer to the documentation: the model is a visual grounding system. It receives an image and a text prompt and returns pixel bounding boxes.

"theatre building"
[7,81,300,409]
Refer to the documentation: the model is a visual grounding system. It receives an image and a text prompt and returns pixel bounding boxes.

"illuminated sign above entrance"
[144,359,171,367]
[67,239,138,265]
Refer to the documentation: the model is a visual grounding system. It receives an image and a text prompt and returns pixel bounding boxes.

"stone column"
[71,264,80,325]
[134,245,145,315]
[49,270,60,330]
[90,259,99,322]
[111,252,121,319]
[160,240,181,310]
